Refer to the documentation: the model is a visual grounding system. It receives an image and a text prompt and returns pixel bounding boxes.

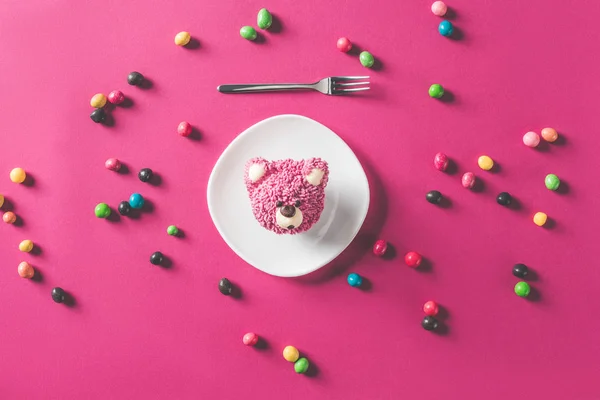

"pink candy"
[178,121,193,137]
[336,37,352,53]
[373,239,388,257]
[423,301,439,316]
[243,332,259,346]
[434,152,449,171]
[431,1,448,16]
[523,131,540,148]
[461,172,475,189]
[108,90,125,105]
[105,158,121,172]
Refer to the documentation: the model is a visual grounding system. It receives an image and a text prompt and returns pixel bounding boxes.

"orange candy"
[18,262,34,279]
[3,211,16,224]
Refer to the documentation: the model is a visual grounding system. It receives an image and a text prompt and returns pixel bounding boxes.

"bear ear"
[304,158,329,186]
[246,157,269,184]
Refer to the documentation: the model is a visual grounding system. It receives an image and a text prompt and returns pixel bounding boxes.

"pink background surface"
[1,0,599,398]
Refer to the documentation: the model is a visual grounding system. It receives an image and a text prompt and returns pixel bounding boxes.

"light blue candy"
[347,273,363,287]
[438,20,454,37]
[129,193,145,209]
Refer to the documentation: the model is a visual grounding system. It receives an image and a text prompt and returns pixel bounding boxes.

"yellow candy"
[478,155,494,171]
[174,31,191,46]
[90,93,107,108]
[0,194,4,208]
[533,212,547,226]
[19,239,34,252]
[10,167,26,183]
[282,346,299,362]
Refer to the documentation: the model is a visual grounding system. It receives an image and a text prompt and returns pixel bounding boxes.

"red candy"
[243,332,259,346]
[404,251,422,267]
[105,158,122,172]
[373,239,388,256]
[434,152,449,171]
[336,37,352,52]
[423,301,439,316]
[108,90,125,105]
[461,172,475,189]
[178,121,193,137]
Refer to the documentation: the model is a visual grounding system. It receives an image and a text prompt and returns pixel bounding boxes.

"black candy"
[426,190,443,204]
[127,71,144,86]
[422,316,439,331]
[219,278,233,295]
[118,201,131,216]
[138,168,153,183]
[52,287,66,303]
[496,192,512,206]
[150,251,164,265]
[513,263,529,278]
[90,108,106,123]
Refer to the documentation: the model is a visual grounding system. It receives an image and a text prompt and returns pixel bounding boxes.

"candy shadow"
[22,172,35,187]
[230,283,243,299]
[106,212,121,223]
[507,196,522,211]
[527,286,541,302]
[268,14,283,33]
[525,268,539,282]
[444,7,457,20]
[188,127,202,141]
[173,229,185,239]
[488,161,501,174]
[433,321,450,336]
[437,196,452,209]
[13,215,24,227]
[102,113,115,127]
[254,337,270,350]
[31,268,44,282]
[184,37,201,49]
[417,257,433,273]
[358,276,372,292]
[301,352,320,378]
[370,58,384,72]
[117,163,130,175]
[553,133,566,146]
[556,180,569,195]
[139,78,154,90]
[142,199,155,213]
[30,243,42,256]
[471,177,485,193]
[253,32,266,44]
[382,243,397,260]
[445,159,459,175]
[160,255,173,269]
[448,26,465,41]
[2,197,15,211]
[439,89,455,104]
[535,140,550,153]
[63,291,77,308]
[119,97,134,108]
[542,217,556,230]
[148,173,162,187]
[436,304,449,320]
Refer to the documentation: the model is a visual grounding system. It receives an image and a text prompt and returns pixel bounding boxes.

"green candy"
[294,357,309,374]
[545,174,560,191]
[359,51,375,68]
[429,84,444,98]
[167,225,179,236]
[95,203,111,219]
[257,8,273,30]
[514,281,531,297]
[240,26,257,41]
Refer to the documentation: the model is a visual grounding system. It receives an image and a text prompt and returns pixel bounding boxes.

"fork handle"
[217,83,314,93]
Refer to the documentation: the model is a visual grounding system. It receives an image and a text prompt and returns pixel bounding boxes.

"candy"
[3,211,16,224]
[105,158,122,172]
[438,20,454,36]
[129,193,145,209]
[178,121,193,137]
[127,71,144,86]
[19,239,34,253]
[405,251,422,267]
[243,332,259,346]
[90,108,106,123]
[426,190,443,204]
[336,37,352,52]
[423,301,439,316]
[138,168,153,183]
[431,1,447,16]
[523,131,540,148]
[18,261,35,279]
[545,174,560,191]
[167,225,180,236]
[541,127,558,142]
[90,93,107,108]
[461,172,475,189]
[428,84,444,98]
[118,201,131,216]
[347,273,363,287]
[10,167,26,183]
[150,251,164,265]
[240,26,257,40]
[219,278,233,295]
[533,212,547,226]
[478,155,494,171]
[514,281,530,297]
[108,90,125,105]
[434,152,449,171]
[422,316,439,331]
[372,239,388,256]
[257,8,273,30]
[283,346,300,362]
[0,194,4,208]
[52,287,66,303]
[294,358,309,374]
[359,51,375,68]
[512,263,529,278]
[95,203,111,218]
[174,31,191,46]
[496,192,512,206]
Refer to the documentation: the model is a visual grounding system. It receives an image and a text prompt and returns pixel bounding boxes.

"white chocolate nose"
[276,207,303,229]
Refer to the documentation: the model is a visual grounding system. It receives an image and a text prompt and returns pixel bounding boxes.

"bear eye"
[295,200,301,207]
[276,201,283,207]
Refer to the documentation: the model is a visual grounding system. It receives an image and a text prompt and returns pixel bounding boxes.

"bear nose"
[280,205,296,218]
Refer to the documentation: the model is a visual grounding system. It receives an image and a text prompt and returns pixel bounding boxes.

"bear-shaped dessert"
[244,157,329,234]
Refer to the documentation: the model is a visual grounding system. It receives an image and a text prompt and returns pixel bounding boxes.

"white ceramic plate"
[207,114,369,277]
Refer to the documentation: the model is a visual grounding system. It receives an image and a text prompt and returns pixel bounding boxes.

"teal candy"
[129,193,145,209]
[438,20,454,36]
[347,273,363,287]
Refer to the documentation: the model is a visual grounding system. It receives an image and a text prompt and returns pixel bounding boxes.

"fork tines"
[331,76,370,93]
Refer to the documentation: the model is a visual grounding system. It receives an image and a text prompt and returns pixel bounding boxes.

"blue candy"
[129,193,145,209]
[347,273,363,287]
[438,20,454,37]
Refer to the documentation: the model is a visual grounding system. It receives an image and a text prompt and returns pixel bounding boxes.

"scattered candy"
[243,332,259,346]
[240,26,257,40]
[150,251,164,265]
[514,281,531,297]
[336,37,352,52]
[52,287,66,303]
[167,225,180,236]
[422,316,439,331]
[533,212,547,227]
[3,211,16,224]
[95,203,111,218]
[496,192,512,206]
[541,127,558,142]
[405,251,422,267]
[359,51,375,68]
[423,301,439,316]
[90,93,107,108]
[478,155,494,171]
[545,174,560,191]
[219,278,233,295]
[90,108,106,123]
[513,263,529,278]
[138,168,153,183]
[347,273,363,287]
[523,131,540,148]
[105,158,122,172]
[18,261,35,279]
[372,239,388,256]
[118,201,131,216]
[434,152,449,171]
[178,121,193,137]
[129,193,145,209]
[19,239,34,253]
[428,84,444,99]
[257,8,273,30]
[10,167,26,183]
[294,357,309,374]
[108,90,125,105]
[426,190,443,204]
[174,31,191,46]
[127,71,144,86]
[431,1,448,16]
[461,172,475,189]
[0,194,4,208]
[438,20,454,36]
[283,346,300,362]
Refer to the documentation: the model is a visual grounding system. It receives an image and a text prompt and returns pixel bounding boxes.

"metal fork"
[217,76,370,95]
